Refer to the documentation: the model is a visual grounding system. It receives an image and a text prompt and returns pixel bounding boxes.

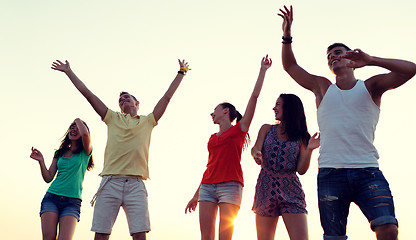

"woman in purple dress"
[251,94,320,240]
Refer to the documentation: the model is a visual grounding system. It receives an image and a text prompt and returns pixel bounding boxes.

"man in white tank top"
[278,5,416,240]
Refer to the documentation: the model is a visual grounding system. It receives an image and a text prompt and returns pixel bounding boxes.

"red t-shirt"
[201,122,248,186]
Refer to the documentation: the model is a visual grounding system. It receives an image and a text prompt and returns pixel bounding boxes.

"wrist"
[282,36,292,44]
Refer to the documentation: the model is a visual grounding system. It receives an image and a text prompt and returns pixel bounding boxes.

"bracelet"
[282,36,292,44]
[180,67,188,72]
[178,71,185,75]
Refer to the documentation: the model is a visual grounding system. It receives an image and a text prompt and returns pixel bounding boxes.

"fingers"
[31,147,38,154]
[278,5,292,18]
[261,55,272,67]
[185,201,197,214]
[178,59,191,72]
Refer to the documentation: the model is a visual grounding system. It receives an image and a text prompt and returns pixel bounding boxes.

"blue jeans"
[317,168,398,240]
[40,192,82,221]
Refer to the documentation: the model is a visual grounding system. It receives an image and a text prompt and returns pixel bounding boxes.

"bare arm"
[278,6,330,97]
[185,184,200,214]
[153,59,190,122]
[342,49,416,102]
[297,132,320,175]
[251,124,272,165]
[30,147,58,183]
[239,56,272,132]
[74,118,92,155]
[51,60,108,119]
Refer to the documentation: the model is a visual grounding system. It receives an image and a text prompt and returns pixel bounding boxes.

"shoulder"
[260,124,273,132]
[316,77,332,96]
[103,109,117,123]
[258,124,273,136]
[141,113,157,126]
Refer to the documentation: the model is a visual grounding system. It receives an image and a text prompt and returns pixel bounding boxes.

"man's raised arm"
[278,5,330,96]
[152,59,190,122]
[52,60,108,119]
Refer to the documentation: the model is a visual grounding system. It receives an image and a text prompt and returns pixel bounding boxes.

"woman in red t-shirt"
[185,55,272,240]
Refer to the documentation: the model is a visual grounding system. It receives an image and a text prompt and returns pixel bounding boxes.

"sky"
[1,0,415,239]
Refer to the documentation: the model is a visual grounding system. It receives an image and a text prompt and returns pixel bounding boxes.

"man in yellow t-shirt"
[52,59,190,240]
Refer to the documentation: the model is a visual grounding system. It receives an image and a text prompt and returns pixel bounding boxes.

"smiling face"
[273,97,284,121]
[119,93,139,113]
[68,123,80,141]
[327,46,349,72]
[326,43,352,73]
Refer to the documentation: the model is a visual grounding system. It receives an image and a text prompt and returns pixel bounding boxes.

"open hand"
[178,59,190,74]
[341,49,373,69]
[278,5,293,37]
[51,60,71,72]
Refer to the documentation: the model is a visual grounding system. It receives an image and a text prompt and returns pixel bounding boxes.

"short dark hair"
[327,43,351,52]
[120,91,137,101]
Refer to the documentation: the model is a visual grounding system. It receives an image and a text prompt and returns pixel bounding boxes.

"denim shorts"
[318,168,398,240]
[199,181,243,207]
[40,192,82,221]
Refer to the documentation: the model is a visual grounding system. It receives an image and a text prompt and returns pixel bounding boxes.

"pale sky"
[1,0,415,239]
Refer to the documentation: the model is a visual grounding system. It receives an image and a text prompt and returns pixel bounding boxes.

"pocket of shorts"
[136,178,148,197]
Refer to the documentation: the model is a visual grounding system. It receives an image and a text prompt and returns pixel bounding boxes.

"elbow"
[44,178,53,183]
[298,170,307,175]
[297,165,309,175]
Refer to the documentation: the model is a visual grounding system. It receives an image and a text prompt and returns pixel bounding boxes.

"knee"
[94,233,110,240]
[132,232,146,240]
[374,224,398,240]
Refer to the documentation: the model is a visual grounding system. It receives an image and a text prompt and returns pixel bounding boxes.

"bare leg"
[255,214,279,240]
[57,215,78,240]
[218,202,240,240]
[374,224,398,240]
[282,213,308,240]
[132,232,146,240]
[199,201,218,240]
[94,233,110,240]
[41,212,59,240]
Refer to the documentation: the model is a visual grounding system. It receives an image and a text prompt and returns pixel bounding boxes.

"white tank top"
[317,80,380,168]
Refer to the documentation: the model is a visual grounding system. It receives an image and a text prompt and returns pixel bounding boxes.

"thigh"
[282,213,308,240]
[353,168,398,230]
[317,168,351,237]
[58,215,78,240]
[218,203,240,240]
[123,178,150,235]
[255,214,279,240]
[91,178,123,234]
[199,201,218,240]
[41,211,59,240]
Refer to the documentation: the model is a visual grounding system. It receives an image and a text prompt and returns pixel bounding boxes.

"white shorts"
[91,175,150,235]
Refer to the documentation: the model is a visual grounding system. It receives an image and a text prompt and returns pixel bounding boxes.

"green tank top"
[47,149,91,199]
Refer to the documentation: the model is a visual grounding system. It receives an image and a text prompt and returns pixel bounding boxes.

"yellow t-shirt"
[100,109,157,179]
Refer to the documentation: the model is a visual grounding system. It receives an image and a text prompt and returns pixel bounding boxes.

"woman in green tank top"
[30,118,93,240]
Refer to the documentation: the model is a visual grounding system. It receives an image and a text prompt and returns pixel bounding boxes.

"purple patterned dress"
[252,124,307,216]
